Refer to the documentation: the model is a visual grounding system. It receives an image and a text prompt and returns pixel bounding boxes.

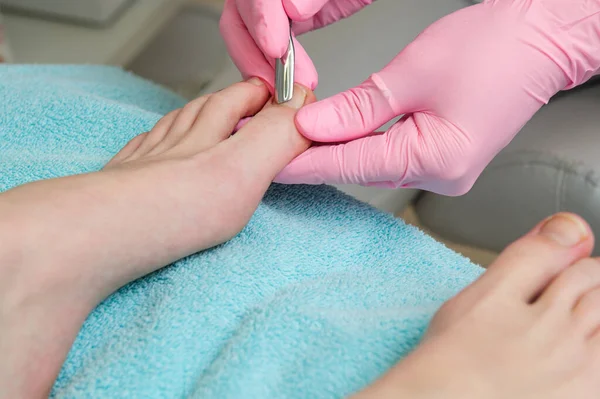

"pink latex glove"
[219,0,373,90]
[277,0,600,195]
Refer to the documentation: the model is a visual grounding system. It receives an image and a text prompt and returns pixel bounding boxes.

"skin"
[2,80,600,399]
[0,79,312,398]
[356,213,600,399]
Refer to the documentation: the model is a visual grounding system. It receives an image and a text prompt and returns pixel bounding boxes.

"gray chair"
[416,80,600,255]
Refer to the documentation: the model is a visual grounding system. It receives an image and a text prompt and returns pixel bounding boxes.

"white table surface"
[4,0,188,66]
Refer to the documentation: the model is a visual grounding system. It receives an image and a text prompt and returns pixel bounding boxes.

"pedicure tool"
[275,19,295,104]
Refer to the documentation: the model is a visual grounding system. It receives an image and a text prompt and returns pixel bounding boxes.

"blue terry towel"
[0,65,484,398]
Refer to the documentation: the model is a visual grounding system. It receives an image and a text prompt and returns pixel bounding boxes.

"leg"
[0,80,312,398]
[356,213,600,398]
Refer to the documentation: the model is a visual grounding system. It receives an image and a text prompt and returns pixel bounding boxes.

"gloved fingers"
[220,1,318,91]
[274,129,406,185]
[220,2,276,88]
[283,0,330,20]
[277,113,477,196]
[235,0,290,59]
[295,75,398,142]
[299,0,375,33]
[288,0,374,35]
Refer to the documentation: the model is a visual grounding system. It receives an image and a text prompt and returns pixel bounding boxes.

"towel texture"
[0,65,483,399]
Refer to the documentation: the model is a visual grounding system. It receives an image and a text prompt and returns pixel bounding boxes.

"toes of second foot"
[566,262,600,337]
[487,213,593,302]
[538,258,600,311]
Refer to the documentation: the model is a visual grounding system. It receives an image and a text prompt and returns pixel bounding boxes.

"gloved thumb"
[295,61,423,143]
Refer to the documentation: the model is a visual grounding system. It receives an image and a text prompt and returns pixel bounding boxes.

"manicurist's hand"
[277,0,600,195]
[219,0,374,90]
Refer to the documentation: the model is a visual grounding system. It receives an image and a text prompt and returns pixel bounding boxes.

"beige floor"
[398,206,498,268]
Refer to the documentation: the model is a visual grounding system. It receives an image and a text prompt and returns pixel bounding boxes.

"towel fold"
[0,65,483,399]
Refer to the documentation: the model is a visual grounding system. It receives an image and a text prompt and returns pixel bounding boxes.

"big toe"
[484,213,593,302]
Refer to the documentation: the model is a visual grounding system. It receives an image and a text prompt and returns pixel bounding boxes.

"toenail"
[539,214,588,247]
[279,85,308,109]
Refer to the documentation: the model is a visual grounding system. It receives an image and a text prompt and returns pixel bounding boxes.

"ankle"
[0,221,93,398]
[0,218,29,318]
[0,271,91,399]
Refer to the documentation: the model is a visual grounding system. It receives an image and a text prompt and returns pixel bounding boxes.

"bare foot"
[356,213,600,399]
[0,80,313,398]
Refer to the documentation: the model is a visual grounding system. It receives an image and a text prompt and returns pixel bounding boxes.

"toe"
[105,132,148,168]
[122,109,180,162]
[538,258,600,316]
[477,213,593,303]
[570,273,600,338]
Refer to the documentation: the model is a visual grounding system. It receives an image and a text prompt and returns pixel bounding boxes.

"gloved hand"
[219,0,373,90]
[276,0,600,195]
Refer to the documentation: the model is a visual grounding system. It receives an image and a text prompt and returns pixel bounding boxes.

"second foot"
[357,213,600,399]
